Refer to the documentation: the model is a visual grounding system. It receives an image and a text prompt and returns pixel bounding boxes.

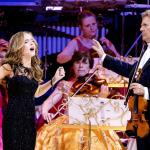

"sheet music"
[68,96,131,126]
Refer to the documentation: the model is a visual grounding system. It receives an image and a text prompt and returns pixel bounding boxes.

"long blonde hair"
[4,31,43,82]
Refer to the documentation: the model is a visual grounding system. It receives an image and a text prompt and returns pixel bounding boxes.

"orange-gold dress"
[35,77,126,150]
[35,116,125,150]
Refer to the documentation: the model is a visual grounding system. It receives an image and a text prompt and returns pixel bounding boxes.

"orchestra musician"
[41,51,109,122]
[57,10,120,80]
[35,51,125,150]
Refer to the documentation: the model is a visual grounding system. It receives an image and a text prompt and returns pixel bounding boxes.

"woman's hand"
[52,66,65,85]
[41,100,54,122]
[92,39,105,57]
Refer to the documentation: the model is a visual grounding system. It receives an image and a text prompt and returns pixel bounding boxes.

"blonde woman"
[0,31,65,150]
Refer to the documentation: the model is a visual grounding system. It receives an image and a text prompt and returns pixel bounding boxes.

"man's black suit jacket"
[103,55,150,121]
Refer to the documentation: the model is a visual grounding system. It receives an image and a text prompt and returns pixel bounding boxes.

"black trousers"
[137,135,150,150]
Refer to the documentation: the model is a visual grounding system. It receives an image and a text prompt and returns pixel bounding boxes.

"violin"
[70,74,107,96]
[126,68,149,138]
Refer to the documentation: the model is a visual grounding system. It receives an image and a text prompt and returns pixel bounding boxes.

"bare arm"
[35,66,65,97]
[57,39,77,64]
[0,64,12,80]
[42,88,63,114]
[41,80,70,122]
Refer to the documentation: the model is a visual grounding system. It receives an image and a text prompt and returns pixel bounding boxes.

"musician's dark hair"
[71,51,93,69]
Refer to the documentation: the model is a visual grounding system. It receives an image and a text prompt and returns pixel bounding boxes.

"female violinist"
[35,51,126,150]
[41,51,109,122]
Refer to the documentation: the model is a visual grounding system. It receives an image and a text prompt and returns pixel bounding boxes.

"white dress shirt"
[138,43,150,100]
[138,43,150,69]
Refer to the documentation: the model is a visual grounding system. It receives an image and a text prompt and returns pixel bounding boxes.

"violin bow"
[71,68,98,97]
[51,68,99,119]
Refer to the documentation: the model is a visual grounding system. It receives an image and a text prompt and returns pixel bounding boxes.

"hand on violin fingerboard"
[129,83,145,96]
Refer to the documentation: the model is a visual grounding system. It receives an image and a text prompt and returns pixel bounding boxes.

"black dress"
[2,65,38,150]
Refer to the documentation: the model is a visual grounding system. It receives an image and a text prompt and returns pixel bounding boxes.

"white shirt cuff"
[144,87,149,100]
[99,54,106,65]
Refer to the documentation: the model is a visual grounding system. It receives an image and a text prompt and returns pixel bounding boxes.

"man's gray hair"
[141,10,150,18]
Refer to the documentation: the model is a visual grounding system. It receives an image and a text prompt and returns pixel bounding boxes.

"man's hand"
[92,39,105,57]
[129,83,145,96]
[100,37,120,57]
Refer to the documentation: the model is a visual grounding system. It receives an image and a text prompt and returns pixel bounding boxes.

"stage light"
[46,6,63,11]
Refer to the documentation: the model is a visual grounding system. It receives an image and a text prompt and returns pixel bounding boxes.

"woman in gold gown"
[35,51,125,150]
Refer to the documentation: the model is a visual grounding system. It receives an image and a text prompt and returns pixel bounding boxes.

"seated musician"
[35,52,125,150]
[41,51,109,122]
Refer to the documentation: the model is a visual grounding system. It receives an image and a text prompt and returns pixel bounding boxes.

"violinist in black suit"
[92,9,150,150]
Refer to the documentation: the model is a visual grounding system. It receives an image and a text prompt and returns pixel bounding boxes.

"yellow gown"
[35,79,126,150]
[35,115,126,150]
